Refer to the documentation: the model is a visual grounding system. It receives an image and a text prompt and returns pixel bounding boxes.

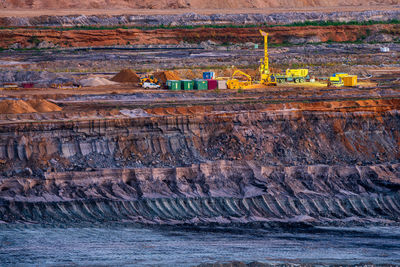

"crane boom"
[259,30,269,75]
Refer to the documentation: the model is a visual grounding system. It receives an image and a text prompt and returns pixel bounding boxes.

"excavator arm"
[231,70,252,83]
[227,69,253,89]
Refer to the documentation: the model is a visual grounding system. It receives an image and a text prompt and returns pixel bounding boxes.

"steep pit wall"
[1,100,399,173]
[1,162,400,225]
[0,99,400,225]
[2,0,400,9]
[1,24,399,48]
[2,10,400,27]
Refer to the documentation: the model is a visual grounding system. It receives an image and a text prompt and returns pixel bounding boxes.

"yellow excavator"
[139,75,160,87]
[227,69,252,89]
[259,30,277,86]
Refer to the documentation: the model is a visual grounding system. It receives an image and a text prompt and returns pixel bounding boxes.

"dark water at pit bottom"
[0,224,400,266]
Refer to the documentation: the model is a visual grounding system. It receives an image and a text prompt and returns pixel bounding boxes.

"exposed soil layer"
[2,9,400,28]
[0,99,61,114]
[0,85,399,225]
[2,1,399,10]
[1,24,399,48]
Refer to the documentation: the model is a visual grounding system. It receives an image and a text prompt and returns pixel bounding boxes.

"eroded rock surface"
[0,96,399,225]
[2,10,400,27]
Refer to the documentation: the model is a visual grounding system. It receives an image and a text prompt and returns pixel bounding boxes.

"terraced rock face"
[1,24,399,48]
[0,95,399,225]
[2,0,399,10]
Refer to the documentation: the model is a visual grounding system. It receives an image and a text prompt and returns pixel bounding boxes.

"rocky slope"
[2,0,400,9]
[2,23,399,49]
[0,96,399,225]
[2,10,400,27]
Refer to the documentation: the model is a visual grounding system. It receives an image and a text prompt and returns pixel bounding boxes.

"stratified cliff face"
[2,0,399,9]
[0,98,399,225]
[2,24,400,49]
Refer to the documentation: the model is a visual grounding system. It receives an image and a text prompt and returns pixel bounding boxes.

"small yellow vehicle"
[227,70,252,89]
[139,75,160,87]
[329,73,349,84]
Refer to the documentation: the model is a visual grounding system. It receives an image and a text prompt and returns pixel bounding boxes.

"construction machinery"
[259,30,277,86]
[276,69,309,83]
[329,73,348,85]
[259,30,311,85]
[227,70,252,89]
[139,75,160,87]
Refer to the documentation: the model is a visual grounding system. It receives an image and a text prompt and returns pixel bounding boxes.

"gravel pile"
[79,77,118,87]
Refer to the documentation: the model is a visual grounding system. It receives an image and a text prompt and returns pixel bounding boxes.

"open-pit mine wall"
[0,100,400,225]
[1,23,399,49]
[2,10,400,27]
[1,9,399,49]
[3,0,400,10]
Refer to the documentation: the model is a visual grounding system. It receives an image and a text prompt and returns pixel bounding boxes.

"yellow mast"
[259,30,269,74]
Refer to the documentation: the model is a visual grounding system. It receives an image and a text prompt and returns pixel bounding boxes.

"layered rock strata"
[1,10,400,27]
[2,24,399,48]
[0,98,399,225]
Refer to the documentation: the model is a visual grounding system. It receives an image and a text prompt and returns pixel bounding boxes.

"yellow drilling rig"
[227,30,277,89]
[259,30,277,86]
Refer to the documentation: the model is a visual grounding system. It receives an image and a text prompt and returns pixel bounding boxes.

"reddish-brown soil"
[0,99,61,114]
[111,69,141,83]
[26,99,62,113]
[1,24,398,48]
[154,71,181,84]
[144,98,400,116]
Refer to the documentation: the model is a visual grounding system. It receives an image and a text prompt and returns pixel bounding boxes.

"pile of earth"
[111,69,140,83]
[79,77,118,87]
[0,99,62,114]
[154,70,181,84]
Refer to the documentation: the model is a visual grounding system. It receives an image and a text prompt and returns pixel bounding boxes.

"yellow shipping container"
[343,75,357,87]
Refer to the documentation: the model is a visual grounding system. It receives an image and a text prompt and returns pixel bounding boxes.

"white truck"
[142,82,161,89]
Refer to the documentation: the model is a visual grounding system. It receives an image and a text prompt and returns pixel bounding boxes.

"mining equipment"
[275,69,310,83]
[140,75,160,87]
[227,30,277,89]
[259,30,277,86]
[329,73,349,85]
[259,30,310,85]
[227,70,252,89]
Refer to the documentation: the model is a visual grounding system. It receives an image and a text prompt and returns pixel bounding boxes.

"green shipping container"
[181,80,194,90]
[168,80,181,91]
[194,79,208,90]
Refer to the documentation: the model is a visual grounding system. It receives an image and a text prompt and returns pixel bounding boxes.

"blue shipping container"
[203,72,215,80]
